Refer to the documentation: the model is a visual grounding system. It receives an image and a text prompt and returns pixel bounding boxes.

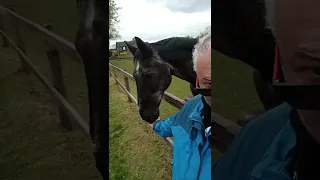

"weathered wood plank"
[109,63,242,153]
[0,29,89,136]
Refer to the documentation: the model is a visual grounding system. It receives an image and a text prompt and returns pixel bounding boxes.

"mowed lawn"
[110,58,189,119]
[212,50,263,121]
[109,77,172,180]
[0,1,173,179]
[0,44,100,180]
[110,55,263,122]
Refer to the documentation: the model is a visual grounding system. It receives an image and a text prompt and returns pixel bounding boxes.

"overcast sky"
[110,0,211,47]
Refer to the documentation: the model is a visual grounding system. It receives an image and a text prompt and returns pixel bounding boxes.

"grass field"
[0,1,95,179]
[0,43,100,180]
[212,50,263,121]
[109,77,172,180]
[110,58,190,119]
[0,0,264,178]
[110,57,263,122]
[0,1,175,179]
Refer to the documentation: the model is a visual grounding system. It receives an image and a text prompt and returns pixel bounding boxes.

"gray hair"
[192,26,211,72]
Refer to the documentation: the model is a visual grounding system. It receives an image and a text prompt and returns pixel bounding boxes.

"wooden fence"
[0,5,242,155]
[109,63,242,153]
[0,6,89,136]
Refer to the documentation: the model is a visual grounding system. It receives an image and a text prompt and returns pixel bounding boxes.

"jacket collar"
[188,99,206,140]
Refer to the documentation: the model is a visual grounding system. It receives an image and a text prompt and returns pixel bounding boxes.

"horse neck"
[93,0,108,19]
[150,38,198,85]
[77,0,107,27]
[161,59,196,85]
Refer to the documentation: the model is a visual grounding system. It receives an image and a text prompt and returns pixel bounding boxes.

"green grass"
[110,59,192,99]
[0,1,174,178]
[0,45,100,180]
[212,50,263,121]
[1,0,264,123]
[110,58,189,119]
[0,1,95,179]
[110,56,263,122]
[0,0,265,178]
[109,77,172,180]
[1,0,90,121]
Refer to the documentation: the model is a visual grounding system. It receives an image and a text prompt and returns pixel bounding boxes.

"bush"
[119,51,128,57]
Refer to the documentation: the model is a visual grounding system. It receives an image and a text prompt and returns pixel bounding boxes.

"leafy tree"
[109,0,121,44]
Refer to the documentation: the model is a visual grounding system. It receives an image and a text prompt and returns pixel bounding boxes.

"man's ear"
[134,36,153,56]
[124,41,137,56]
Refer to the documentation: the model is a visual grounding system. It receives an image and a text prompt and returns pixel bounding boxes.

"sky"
[110,0,211,48]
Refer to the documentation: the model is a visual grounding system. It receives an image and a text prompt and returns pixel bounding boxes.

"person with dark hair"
[212,1,320,180]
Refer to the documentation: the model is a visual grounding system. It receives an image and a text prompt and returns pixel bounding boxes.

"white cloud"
[110,0,211,46]
[147,0,210,13]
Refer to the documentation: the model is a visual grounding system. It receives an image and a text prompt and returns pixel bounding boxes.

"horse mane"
[151,37,198,66]
[151,37,198,51]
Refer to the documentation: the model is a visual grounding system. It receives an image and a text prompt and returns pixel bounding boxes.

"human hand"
[150,121,156,127]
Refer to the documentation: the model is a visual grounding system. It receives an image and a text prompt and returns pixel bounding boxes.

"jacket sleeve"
[152,113,178,138]
[152,97,194,137]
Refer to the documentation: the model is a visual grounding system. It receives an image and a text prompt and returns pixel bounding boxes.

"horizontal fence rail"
[0,6,82,62]
[0,6,89,137]
[110,63,186,108]
[109,64,174,147]
[109,63,242,153]
[0,29,90,136]
[0,4,243,155]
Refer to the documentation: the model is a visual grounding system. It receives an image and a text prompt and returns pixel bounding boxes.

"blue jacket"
[212,103,296,180]
[153,95,211,180]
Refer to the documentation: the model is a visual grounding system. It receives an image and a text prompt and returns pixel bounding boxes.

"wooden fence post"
[113,67,118,84]
[44,24,73,131]
[0,12,8,47]
[10,8,29,73]
[123,69,132,103]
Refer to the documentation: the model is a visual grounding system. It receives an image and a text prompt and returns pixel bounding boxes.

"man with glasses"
[151,28,211,180]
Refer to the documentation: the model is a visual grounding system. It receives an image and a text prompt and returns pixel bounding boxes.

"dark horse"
[125,37,198,123]
[211,0,283,114]
[74,0,108,179]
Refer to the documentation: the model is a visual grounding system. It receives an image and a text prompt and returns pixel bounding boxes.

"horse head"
[125,37,173,123]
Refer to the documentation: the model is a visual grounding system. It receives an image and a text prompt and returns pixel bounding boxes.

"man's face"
[195,50,211,106]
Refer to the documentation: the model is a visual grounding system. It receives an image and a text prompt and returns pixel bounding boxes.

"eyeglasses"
[195,76,211,96]
[272,44,320,109]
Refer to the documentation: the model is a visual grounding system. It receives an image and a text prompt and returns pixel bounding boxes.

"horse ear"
[134,37,152,55]
[124,41,137,56]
